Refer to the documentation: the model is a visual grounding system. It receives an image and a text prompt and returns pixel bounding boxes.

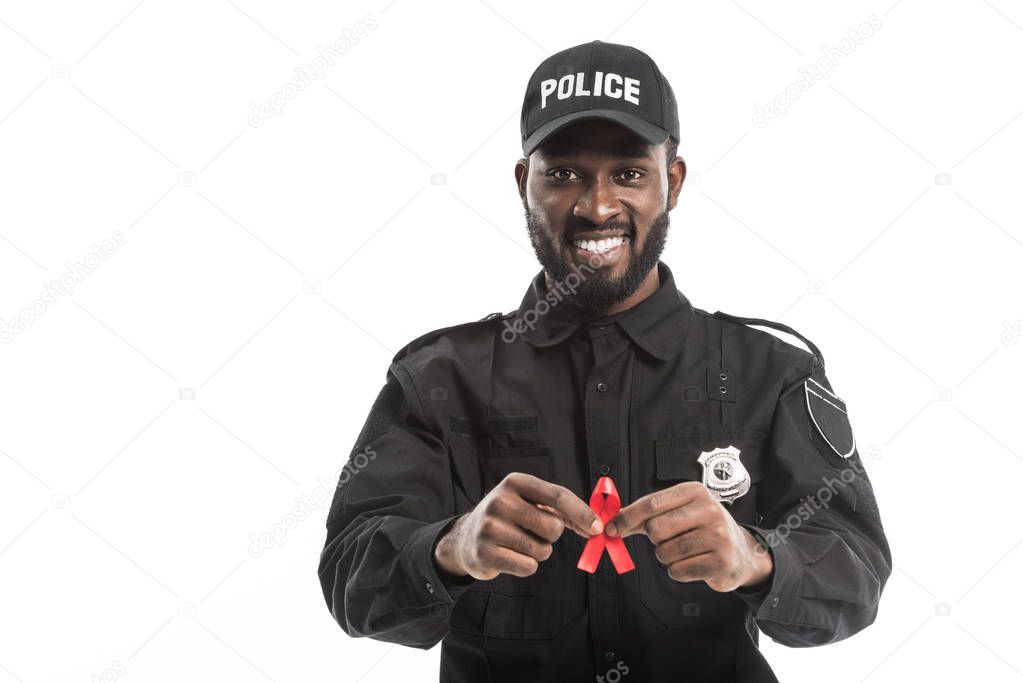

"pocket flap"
[654,442,700,480]
[654,434,768,483]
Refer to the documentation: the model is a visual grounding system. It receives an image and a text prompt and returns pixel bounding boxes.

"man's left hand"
[604,482,773,593]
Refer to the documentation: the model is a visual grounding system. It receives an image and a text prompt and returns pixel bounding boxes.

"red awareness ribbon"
[577,476,635,574]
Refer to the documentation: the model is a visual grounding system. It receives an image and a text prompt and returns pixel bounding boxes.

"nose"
[573,175,621,226]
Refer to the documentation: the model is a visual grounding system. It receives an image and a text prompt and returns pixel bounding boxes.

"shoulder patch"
[804,377,855,459]
[711,310,824,368]
[390,311,508,364]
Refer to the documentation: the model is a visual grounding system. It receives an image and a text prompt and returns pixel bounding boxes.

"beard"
[524,203,671,316]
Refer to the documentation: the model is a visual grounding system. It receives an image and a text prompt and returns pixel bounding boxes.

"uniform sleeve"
[732,360,892,647]
[316,360,474,649]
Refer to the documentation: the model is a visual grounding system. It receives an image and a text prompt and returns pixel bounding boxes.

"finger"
[508,473,602,536]
[605,482,704,538]
[653,530,709,566]
[536,502,593,539]
[490,495,562,540]
[483,516,554,561]
[485,545,540,578]
[643,504,707,544]
[665,552,717,583]
[508,500,566,543]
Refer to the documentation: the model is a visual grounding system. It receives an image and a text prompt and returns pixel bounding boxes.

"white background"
[1,1,1021,681]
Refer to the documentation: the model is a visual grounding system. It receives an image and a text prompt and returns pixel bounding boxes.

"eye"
[547,168,579,182]
[618,168,644,182]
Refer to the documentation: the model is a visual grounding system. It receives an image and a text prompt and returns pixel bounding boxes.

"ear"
[514,157,529,206]
[667,155,686,211]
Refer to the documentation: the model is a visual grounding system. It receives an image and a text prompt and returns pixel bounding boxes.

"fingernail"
[590,519,604,535]
[604,522,617,536]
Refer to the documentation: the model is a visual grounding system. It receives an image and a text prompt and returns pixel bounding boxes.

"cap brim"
[522,109,671,157]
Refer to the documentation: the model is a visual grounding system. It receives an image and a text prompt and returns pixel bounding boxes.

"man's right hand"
[433,472,603,581]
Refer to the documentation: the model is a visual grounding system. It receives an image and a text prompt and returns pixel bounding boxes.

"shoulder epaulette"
[390,311,508,364]
[711,310,824,368]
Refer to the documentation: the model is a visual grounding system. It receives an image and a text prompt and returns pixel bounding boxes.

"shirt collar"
[514,261,695,361]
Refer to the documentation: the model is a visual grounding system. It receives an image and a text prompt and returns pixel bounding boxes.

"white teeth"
[573,235,626,253]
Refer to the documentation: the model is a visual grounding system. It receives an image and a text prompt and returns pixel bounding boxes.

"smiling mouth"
[570,234,630,254]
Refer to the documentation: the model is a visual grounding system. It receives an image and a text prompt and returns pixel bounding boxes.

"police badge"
[696,445,750,505]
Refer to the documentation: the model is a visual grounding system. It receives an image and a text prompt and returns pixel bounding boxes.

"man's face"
[515,119,686,315]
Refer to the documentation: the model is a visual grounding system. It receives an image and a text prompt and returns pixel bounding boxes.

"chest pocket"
[481,445,552,493]
[478,444,552,602]
[652,432,768,525]
[447,413,547,504]
[450,442,585,640]
[637,432,769,630]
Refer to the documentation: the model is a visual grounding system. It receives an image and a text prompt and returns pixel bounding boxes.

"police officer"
[318,40,892,682]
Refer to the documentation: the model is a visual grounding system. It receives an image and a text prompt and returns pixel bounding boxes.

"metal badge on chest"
[696,445,751,505]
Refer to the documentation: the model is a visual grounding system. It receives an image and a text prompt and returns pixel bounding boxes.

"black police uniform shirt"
[318,261,892,682]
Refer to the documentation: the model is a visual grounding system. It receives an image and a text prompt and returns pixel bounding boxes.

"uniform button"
[604,650,616,662]
[599,464,611,475]
[425,580,434,595]
[597,382,608,392]
[770,596,779,608]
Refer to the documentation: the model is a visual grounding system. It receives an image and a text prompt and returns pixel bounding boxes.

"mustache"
[566,221,635,239]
